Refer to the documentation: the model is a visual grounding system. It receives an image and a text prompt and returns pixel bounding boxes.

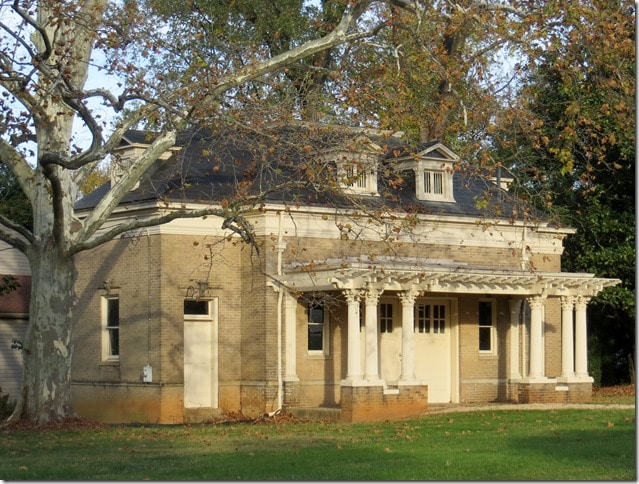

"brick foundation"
[513,380,593,403]
[72,382,184,424]
[340,384,428,422]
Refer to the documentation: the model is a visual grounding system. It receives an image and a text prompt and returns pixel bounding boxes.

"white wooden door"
[184,319,212,408]
[414,300,451,403]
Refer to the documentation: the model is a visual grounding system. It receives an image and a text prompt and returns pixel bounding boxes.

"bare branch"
[208,0,377,99]
[71,206,228,254]
[0,139,36,199]
[0,213,33,252]
[72,129,178,246]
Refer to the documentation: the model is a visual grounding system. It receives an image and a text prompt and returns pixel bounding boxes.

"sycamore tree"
[0,0,417,425]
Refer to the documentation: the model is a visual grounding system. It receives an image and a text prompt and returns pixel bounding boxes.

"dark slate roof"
[76,126,528,220]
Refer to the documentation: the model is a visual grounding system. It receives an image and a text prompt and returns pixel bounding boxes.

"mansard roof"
[76,126,531,221]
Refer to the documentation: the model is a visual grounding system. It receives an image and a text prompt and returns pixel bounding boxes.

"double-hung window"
[102,296,120,361]
[308,304,328,354]
[478,300,495,352]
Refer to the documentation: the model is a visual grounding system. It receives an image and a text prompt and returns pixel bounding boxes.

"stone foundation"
[340,384,428,423]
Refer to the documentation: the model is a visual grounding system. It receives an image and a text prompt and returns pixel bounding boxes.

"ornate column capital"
[364,286,382,305]
[526,295,546,310]
[575,295,591,309]
[343,289,362,304]
[398,286,419,306]
[561,295,575,310]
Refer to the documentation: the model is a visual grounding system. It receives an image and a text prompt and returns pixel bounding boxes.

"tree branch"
[0,213,33,252]
[208,0,376,99]
[0,140,36,200]
[71,129,178,247]
[71,206,229,254]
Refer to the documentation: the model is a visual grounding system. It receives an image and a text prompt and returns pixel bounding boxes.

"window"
[415,303,446,333]
[102,296,120,360]
[424,171,444,195]
[184,299,210,316]
[337,157,378,195]
[345,164,367,188]
[308,304,327,353]
[379,303,393,333]
[479,300,495,352]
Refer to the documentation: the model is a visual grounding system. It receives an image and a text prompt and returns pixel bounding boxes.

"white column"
[560,296,575,379]
[508,299,523,380]
[284,292,299,382]
[398,287,418,383]
[364,287,383,383]
[574,296,591,379]
[527,296,545,380]
[343,289,362,382]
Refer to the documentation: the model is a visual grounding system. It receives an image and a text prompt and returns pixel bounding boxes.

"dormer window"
[339,158,377,194]
[392,142,458,203]
[345,164,367,189]
[320,135,384,197]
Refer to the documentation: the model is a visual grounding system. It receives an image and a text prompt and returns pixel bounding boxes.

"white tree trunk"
[15,241,77,424]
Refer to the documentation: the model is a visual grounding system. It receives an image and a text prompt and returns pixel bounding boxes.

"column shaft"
[527,296,545,379]
[344,290,362,381]
[560,296,575,379]
[399,288,418,382]
[508,299,522,380]
[574,296,591,378]
[364,288,381,382]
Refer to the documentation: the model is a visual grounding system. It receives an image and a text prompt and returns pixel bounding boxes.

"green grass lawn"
[0,408,634,480]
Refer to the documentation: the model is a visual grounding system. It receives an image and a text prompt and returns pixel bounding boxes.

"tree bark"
[12,241,78,424]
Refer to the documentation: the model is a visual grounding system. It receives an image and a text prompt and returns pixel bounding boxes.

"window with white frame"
[424,171,444,195]
[308,304,328,353]
[414,163,455,202]
[184,299,211,317]
[337,157,378,195]
[102,296,120,361]
[478,299,495,352]
[415,303,446,334]
[345,164,368,189]
[379,302,393,333]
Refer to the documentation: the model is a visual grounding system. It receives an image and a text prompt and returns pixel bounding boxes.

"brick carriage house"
[71,126,619,424]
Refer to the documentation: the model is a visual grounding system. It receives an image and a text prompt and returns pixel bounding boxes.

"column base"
[340,383,428,422]
[341,378,374,387]
[512,379,593,403]
[557,375,594,384]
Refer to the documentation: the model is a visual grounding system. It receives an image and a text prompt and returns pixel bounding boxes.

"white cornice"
[80,200,573,255]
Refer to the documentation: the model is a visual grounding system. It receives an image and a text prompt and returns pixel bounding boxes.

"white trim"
[478,298,497,355]
[101,295,120,362]
[307,303,330,356]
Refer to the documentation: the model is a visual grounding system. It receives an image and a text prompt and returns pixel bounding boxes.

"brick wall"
[341,384,428,422]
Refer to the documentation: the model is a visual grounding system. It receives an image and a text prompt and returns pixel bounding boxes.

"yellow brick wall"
[72,213,572,421]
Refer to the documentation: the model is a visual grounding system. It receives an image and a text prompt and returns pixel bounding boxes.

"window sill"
[478,351,497,358]
[100,359,120,366]
[306,353,331,360]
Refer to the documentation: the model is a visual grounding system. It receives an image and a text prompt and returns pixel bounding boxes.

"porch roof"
[274,256,620,298]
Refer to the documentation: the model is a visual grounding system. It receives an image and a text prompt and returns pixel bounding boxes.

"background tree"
[491,0,635,385]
